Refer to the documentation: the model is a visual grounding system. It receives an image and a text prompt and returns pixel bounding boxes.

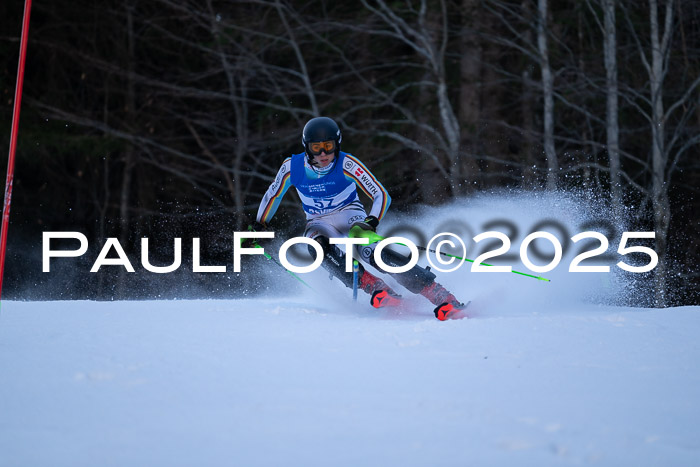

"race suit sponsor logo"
[348,215,364,225]
[360,174,379,196]
[268,162,289,193]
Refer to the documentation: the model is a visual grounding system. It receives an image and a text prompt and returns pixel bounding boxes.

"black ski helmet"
[302,117,342,163]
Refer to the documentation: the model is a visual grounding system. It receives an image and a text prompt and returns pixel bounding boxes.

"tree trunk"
[603,0,623,218]
[427,0,461,196]
[202,0,251,230]
[516,0,536,188]
[648,0,674,307]
[417,69,446,204]
[120,4,136,244]
[118,3,137,299]
[537,0,558,190]
[232,75,248,230]
[458,0,482,193]
[437,76,463,195]
[275,0,318,116]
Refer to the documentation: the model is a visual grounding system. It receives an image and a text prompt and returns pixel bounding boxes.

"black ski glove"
[364,216,379,230]
[248,221,267,232]
[240,221,268,249]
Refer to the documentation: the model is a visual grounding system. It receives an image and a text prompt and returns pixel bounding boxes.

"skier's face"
[313,151,335,167]
[309,140,336,167]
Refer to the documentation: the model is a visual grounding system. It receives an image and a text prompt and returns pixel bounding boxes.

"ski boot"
[359,270,402,308]
[419,282,465,320]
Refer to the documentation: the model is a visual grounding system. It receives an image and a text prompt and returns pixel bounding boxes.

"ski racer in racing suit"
[248,116,464,319]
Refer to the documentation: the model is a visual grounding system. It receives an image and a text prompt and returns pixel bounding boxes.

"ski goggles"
[308,140,336,156]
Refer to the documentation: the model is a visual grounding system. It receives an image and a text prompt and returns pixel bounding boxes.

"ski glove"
[248,221,268,232]
[364,216,379,230]
[240,221,268,249]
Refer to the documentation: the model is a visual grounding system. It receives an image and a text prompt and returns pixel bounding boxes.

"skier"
[245,116,465,320]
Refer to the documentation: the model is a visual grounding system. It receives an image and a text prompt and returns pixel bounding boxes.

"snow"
[1,300,699,466]
[1,191,699,466]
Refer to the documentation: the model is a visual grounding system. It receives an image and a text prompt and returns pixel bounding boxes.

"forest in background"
[1,0,698,305]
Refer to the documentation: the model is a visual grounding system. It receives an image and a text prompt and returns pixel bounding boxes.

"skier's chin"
[316,156,334,167]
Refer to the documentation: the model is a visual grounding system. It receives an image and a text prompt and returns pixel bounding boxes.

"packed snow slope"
[1,300,699,467]
[1,191,699,466]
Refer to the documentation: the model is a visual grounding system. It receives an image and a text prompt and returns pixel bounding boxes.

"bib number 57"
[313,198,333,210]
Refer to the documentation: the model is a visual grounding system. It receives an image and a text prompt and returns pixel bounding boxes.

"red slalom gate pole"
[0,0,33,300]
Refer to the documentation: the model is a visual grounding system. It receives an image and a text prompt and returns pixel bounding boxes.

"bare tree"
[519,0,538,188]
[621,0,700,306]
[356,0,464,196]
[458,0,483,191]
[481,0,567,189]
[601,0,622,218]
[536,0,558,190]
